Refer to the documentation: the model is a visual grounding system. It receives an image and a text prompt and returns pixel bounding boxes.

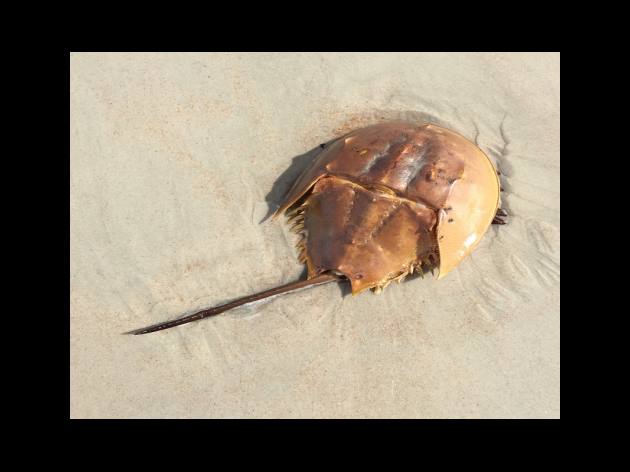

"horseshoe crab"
[127,122,505,335]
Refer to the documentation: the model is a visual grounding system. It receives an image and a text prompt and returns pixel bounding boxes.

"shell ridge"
[370,138,410,178]
[318,174,438,211]
[363,203,401,245]
[360,141,395,175]
[403,143,432,192]
[341,186,358,230]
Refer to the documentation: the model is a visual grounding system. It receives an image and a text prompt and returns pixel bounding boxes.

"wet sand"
[70,52,559,418]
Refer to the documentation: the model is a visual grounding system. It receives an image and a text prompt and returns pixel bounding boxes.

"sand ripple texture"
[70,52,559,418]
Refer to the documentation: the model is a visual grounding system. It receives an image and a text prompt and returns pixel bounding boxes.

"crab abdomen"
[300,176,436,294]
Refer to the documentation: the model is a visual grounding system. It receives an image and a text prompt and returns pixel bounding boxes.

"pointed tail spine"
[124,273,340,335]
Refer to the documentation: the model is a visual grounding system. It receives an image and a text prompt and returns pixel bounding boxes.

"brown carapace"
[127,122,505,335]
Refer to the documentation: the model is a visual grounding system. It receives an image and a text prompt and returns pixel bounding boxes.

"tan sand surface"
[70,52,559,418]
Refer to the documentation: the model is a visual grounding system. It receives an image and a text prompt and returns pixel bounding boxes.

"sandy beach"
[70,52,560,418]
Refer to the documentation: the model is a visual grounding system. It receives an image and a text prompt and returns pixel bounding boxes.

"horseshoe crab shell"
[274,122,500,293]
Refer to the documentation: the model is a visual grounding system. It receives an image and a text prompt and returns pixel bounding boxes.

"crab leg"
[124,273,341,335]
